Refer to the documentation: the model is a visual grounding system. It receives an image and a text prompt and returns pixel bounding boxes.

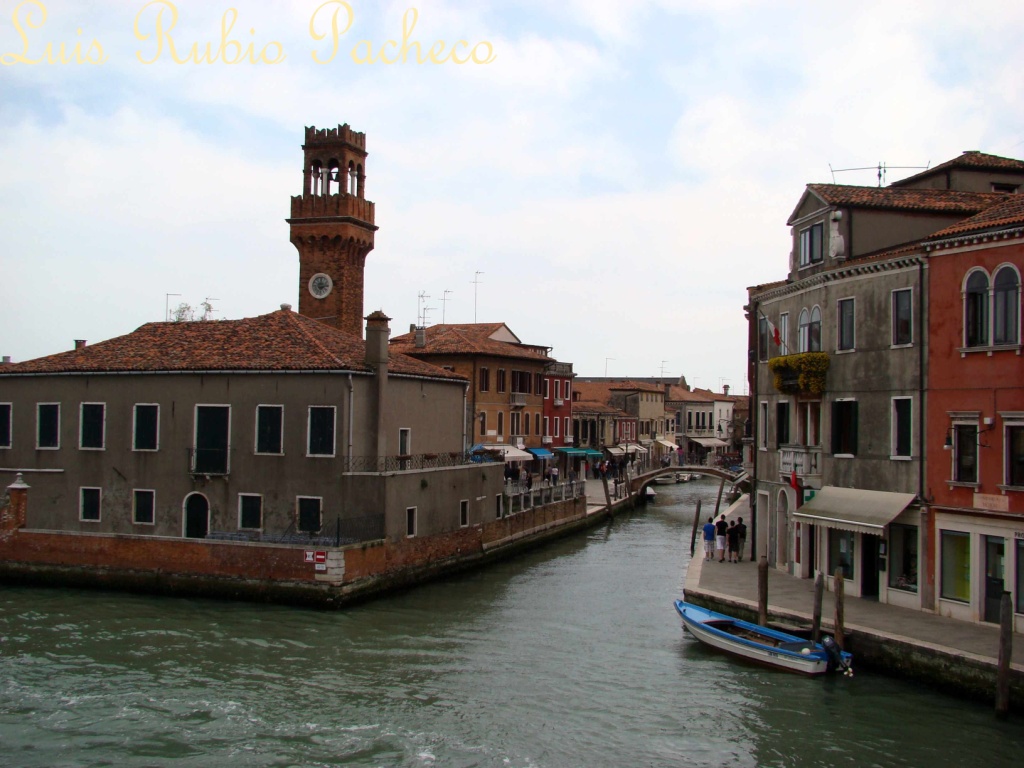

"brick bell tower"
[288,124,378,337]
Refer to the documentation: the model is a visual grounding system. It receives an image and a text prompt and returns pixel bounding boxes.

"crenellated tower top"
[287,123,377,338]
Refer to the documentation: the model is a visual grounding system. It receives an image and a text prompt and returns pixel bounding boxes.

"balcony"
[554,398,564,407]
[767,352,830,395]
[542,435,553,444]
[779,444,822,485]
[190,447,229,476]
[510,392,528,408]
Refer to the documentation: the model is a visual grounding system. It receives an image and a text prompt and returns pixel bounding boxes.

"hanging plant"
[767,352,830,395]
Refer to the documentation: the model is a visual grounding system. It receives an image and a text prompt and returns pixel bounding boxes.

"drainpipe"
[462,383,469,453]
[917,256,935,611]
[749,298,759,564]
[347,374,355,461]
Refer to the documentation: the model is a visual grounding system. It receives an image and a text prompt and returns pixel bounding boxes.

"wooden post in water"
[713,476,726,518]
[833,568,845,651]
[601,475,613,511]
[758,556,769,627]
[689,499,703,557]
[811,572,824,644]
[996,590,1013,719]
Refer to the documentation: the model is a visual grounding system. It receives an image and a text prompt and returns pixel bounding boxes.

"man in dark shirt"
[714,515,728,562]
[736,517,748,562]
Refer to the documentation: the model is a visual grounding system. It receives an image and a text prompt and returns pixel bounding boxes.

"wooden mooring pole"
[996,590,1013,719]
[689,499,703,557]
[758,556,769,627]
[811,572,824,644]
[833,568,845,650]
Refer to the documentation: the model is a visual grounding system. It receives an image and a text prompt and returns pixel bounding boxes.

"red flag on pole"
[790,470,799,490]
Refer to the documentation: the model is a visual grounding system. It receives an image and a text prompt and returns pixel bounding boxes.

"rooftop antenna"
[165,293,181,321]
[659,360,669,381]
[440,289,453,324]
[417,291,430,326]
[421,304,436,327]
[828,161,930,187]
[201,297,219,321]
[471,271,484,323]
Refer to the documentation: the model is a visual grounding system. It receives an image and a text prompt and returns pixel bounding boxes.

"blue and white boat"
[674,600,852,676]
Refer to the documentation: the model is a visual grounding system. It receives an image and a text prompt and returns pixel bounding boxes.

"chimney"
[415,326,426,348]
[280,303,292,311]
[74,340,87,350]
[723,385,730,396]
[365,311,391,367]
[1,356,10,365]
[409,324,416,333]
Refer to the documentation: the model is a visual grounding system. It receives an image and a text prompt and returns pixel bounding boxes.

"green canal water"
[1,478,1021,767]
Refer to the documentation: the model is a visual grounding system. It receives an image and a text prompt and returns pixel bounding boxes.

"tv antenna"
[441,289,453,324]
[828,161,930,187]
[417,291,430,326]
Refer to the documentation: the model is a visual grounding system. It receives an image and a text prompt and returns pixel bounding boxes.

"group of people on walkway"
[701,514,747,563]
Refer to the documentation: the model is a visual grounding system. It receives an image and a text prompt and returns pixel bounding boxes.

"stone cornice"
[751,254,924,304]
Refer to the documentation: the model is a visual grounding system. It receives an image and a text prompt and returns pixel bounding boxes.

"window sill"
[888,585,918,594]
[997,485,1024,493]
[889,455,913,461]
[938,596,970,606]
[959,343,1022,358]
[79,447,105,452]
[890,343,914,350]
[834,348,855,355]
[833,453,855,459]
[255,452,285,457]
[946,480,980,489]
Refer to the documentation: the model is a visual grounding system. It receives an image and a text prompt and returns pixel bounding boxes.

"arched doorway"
[183,493,209,539]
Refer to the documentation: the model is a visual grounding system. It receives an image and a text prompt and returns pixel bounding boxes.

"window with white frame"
[892,289,913,346]
[799,223,823,266]
[837,298,855,351]
[0,403,10,449]
[798,309,809,352]
[80,487,101,522]
[307,406,336,457]
[808,306,821,351]
[564,417,570,438]
[554,379,561,400]
[952,418,979,484]
[778,312,789,353]
[964,269,990,347]
[564,381,571,400]
[79,403,105,450]
[256,405,284,455]
[892,398,912,459]
[460,499,469,528]
[543,416,549,436]
[406,506,417,537]
[758,316,769,361]
[133,489,155,525]
[37,403,60,449]
[239,494,263,530]
[1004,415,1024,487]
[133,404,159,451]
[940,530,970,602]
[993,265,1020,345]
[831,400,858,456]
[554,418,560,437]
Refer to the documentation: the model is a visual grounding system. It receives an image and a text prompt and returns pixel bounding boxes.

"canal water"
[1,478,1021,767]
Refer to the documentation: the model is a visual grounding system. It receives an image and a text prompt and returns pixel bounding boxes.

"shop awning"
[527,447,554,459]
[657,439,677,449]
[554,447,588,456]
[606,446,625,456]
[628,443,648,454]
[585,449,604,459]
[471,443,533,462]
[689,437,729,448]
[791,486,917,536]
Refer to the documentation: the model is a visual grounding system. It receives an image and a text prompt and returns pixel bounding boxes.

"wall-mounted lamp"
[944,422,994,450]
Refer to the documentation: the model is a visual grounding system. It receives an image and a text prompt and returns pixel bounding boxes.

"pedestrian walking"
[727,520,740,563]
[714,514,728,563]
[701,516,716,561]
[736,517,747,562]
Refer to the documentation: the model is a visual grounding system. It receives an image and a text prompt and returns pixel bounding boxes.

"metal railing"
[779,445,821,478]
[343,452,475,472]
[503,481,583,515]
[189,448,229,475]
[207,513,385,547]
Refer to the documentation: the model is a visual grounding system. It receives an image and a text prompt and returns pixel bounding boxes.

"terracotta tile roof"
[1,309,464,380]
[571,399,627,416]
[664,386,713,403]
[803,184,1004,216]
[890,151,1024,187]
[608,380,664,393]
[927,193,1024,239]
[390,323,552,362]
[572,381,615,404]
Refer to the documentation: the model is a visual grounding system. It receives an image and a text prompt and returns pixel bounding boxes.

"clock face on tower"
[308,273,333,299]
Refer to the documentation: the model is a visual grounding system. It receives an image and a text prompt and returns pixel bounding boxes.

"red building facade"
[924,196,1023,628]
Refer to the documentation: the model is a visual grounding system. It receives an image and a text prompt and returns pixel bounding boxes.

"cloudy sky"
[2,0,1022,393]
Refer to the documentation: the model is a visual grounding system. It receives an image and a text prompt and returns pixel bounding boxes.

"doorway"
[184,493,209,539]
[984,535,1005,623]
[861,534,880,599]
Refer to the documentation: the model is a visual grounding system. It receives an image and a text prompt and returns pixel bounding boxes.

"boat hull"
[674,600,850,676]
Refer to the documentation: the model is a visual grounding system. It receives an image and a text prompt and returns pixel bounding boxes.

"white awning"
[689,437,729,448]
[791,486,917,536]
[627,443,648,455]
[605,446,625,456]
[657,439,677,449]
[478,444,533,462]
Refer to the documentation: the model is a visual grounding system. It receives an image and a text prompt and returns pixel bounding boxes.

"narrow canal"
[1,478,1021,767]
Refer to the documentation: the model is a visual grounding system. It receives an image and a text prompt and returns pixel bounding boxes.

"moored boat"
[674,600,852,676]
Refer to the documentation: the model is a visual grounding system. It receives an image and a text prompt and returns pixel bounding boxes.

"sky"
[1,0,1023,394]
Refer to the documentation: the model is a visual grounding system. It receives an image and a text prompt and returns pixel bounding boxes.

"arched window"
[809,306,822,351]
[798,309,809,352]
[993,266,1020,345]
[965,270,990,347]
[310,161,322,195]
